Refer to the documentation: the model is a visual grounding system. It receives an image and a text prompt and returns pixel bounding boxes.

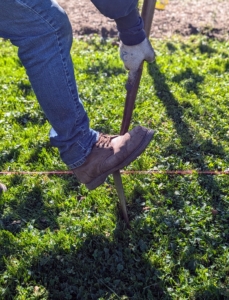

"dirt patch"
[58,0,229,40]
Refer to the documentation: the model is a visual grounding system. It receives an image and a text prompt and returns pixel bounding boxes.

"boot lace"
[96,134,117,148]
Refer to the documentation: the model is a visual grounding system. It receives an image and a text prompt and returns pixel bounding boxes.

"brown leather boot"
[73,126,154,190]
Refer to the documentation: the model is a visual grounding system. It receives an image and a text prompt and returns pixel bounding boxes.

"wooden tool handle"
[120,0,156,135]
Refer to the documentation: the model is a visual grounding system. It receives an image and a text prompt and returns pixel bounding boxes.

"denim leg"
[0,0,98,168]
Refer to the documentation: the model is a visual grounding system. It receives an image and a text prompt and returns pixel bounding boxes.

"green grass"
[0,35,229,299]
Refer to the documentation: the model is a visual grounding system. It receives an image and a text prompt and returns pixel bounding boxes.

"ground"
[58,0,229,40]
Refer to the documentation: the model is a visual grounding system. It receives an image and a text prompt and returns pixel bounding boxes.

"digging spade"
[113,0,157,227]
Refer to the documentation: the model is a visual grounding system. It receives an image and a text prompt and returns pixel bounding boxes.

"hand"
[120,38,155,85]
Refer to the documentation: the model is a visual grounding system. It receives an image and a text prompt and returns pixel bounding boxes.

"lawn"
[0,34,229,299]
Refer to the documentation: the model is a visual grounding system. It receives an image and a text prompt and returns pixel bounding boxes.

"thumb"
[143,39,155,63]
[145,49,155,63]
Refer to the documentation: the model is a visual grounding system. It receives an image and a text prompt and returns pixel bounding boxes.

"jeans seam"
[55,31,78,109]
[67,139,95,169]
[16,0,75,103]
[68,146,92,169]
[68,157,87,169]
[15,0,57,31]
[16,0,80,133]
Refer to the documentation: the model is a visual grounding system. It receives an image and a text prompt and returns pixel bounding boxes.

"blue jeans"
[0,0,98,169]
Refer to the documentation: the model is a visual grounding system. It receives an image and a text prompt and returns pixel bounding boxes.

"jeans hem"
[67,131,99,169]
[68,157,87,169]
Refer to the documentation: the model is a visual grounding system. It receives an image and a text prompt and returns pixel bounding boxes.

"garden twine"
[0,170,229,176]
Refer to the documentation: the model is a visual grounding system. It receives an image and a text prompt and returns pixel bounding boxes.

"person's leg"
[0,0,98,168]
[0,0,155,190]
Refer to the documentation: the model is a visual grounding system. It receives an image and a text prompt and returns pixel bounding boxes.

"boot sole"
[86,129,155,190]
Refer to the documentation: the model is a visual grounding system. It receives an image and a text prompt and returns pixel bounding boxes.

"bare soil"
[58,0,229,40]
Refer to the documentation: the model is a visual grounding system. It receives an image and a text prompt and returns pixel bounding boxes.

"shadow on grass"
[0,174,81,234]
[28,231,170,299]
[194,286,229,299]
[0,147,21,170]
[0,176,59,233]
[0,140,53,175]
[148,62,227,209]
[172,67,204,95]
[15,112,47,126]
[26,141,53,164]
[1,175,229,299]
[0,193,171,299]
[0,174,172,299]
[17,81,33,97]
